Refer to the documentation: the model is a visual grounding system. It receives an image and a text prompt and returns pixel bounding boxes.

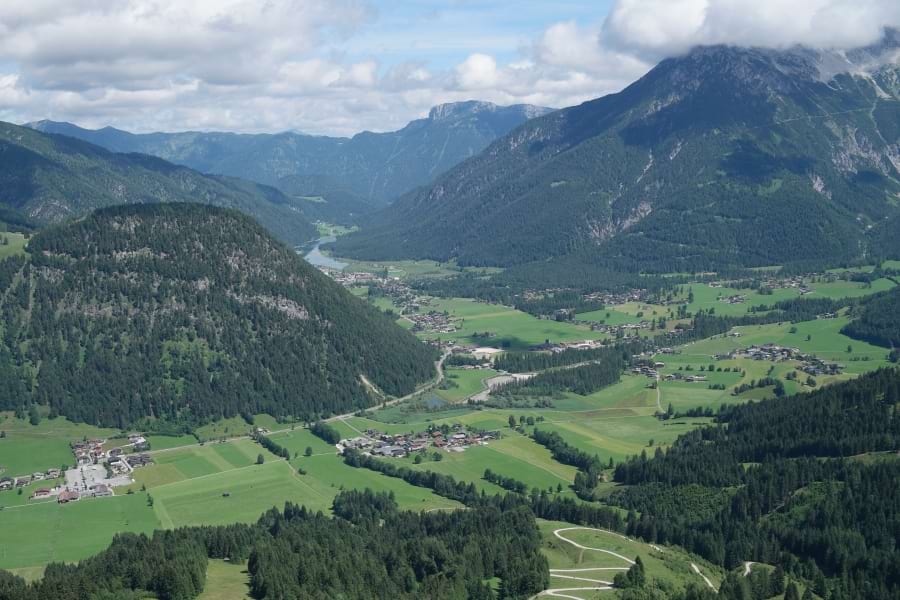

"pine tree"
[785,582,801,600]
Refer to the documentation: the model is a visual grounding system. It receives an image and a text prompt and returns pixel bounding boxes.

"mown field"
[415,297,605,349]
[0,492,160,571]
[0,414,118,477]
[198,560,252,600]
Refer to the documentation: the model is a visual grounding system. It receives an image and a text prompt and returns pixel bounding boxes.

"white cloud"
[455,54,499,89]
[603,0,900,59]
[0,1,898,136]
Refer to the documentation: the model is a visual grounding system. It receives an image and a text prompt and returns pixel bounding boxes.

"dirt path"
[552,528,635,565]
[691,563,716,590]
[532,527,637,599]
[655,374,662,412]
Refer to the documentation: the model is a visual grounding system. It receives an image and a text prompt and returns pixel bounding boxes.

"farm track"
[533,527,635,599]
[692,563,716,590]
[536,527,718,598]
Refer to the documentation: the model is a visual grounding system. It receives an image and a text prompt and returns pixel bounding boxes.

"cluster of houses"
[328,270,382,287]
[800,358,844,377]
[0,468,61,492]
[733,344,802,362]
[55,484,113,504]
[663,372,708,383]
[582,289,645,305]
[73,434,150,467]
[711,276,813,295]
[72,439,106,466]
[721,344,844,376]
[631,361,666,380]
[587,321,651,335]
[719,294,746,305]
[338,426,501,458]
[408,311,458,334]
[528,339,608,353]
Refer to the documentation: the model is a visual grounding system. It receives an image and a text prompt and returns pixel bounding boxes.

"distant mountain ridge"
[334,31,900,272]
[28,101,553,205]
[0,121,318,246]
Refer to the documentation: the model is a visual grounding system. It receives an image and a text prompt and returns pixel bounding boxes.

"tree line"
[609,369,900,600]
[0,489,550,600]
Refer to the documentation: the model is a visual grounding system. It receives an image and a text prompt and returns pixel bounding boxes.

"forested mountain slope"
[336,31,900,271]
[0,204,436,427]
[29,101,552,205]
[841,284,900,348]
[610,369,900,600]
[0,121,317,246]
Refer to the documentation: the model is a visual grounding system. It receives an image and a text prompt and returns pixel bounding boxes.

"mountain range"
[28,101,551,209]
[0,203,436,427]
[334,30,900,272]
[0,121,318,246]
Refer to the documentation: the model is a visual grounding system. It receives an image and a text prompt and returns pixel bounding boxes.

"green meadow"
[538,519,725,598]
[0,414,118,477]
[416,297,605,349]
[0,232,28,259]
[0,492,160,571]
[199,560,252,600]
[434,367,498,403]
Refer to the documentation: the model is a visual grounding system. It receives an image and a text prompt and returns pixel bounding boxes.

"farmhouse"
[91,484,113,497]
[472,347,502,360]
[126,454,154,468]
[0,477,13,491]
[58,490,80,504]
[31,488,52,500]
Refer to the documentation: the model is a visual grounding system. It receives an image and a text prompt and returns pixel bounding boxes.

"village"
[337,424,502,459]
[723,344,844,376]
[0,434,155,504]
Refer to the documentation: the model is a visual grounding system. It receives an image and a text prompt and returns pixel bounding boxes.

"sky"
[0,0,898,136]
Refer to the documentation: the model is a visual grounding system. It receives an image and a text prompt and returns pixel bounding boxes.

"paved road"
[326,350,451,424]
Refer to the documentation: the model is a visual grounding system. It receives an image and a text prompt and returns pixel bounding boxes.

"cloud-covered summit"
[0,1,898,136]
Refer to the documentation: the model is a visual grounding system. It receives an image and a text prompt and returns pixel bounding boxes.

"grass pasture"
[150,460,321,528]
[539,519,724,597]
[416,297,605,350]
[0,414,118,477]
[0,232,28,259]
[0,492,160,571]
[434,368,497,403]
[199,560,252,600]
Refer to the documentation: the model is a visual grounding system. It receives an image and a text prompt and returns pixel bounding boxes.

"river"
[302,236,348,270]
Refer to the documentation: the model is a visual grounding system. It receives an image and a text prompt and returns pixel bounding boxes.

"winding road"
[533,528,636,599]
[535,527,717,599]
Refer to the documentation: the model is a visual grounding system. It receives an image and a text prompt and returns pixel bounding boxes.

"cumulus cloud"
[603,0,900,59]
[0,0,898,135]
